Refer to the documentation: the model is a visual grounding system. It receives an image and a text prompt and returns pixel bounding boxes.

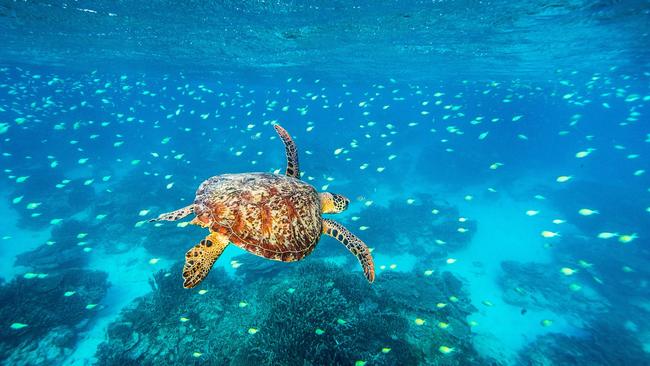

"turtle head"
[320,192,350,214]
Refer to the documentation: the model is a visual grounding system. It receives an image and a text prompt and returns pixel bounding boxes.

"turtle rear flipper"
[149,205,194,222]
[322,218,375,283]
[274,124,300,178]
[183,232,229,288]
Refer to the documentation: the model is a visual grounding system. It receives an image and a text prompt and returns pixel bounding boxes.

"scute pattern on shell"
[193,173,322,262]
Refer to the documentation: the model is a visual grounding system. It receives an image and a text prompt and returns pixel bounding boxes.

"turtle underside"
[193,173,323,262]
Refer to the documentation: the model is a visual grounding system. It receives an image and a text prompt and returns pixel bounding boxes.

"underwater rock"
[0,269,109,364]
[11,174,96,231]
[94,171,200,257]
[15,219,92,271]
[499,261,610,324]
[96,260,493,366]
[231,253,287,282]
[552,235,650,305]
[356,193,476,258]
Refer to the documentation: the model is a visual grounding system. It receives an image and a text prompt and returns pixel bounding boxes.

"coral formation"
[518,320,650,366]
[0,269,109,365]
[96,261,493,365]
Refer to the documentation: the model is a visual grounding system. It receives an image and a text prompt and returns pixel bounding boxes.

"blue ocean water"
[1,1,650,365]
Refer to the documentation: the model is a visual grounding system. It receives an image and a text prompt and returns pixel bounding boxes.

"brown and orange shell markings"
[193,173,322,262]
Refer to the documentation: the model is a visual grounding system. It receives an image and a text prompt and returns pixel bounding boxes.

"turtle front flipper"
[273,124,300,179]
[182,232,229,288]
[322,218,375,283]
[149,204,194,222]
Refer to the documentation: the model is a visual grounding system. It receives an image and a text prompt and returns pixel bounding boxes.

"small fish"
[26,202,41,210]
[438,346,454,354]
[315,328,325,335]
[247,328,258,335]
[597,232,618,239]
[556,175,572,183]
[578,260,593,268]
[578,208,599,216]
[560,267,577,276]
[569,283,582,291]
[540,319,553,327]
[415,318,426,325]
[618,233,638,244]
[10,323,28,330]
[541,231,559,238]
[575,148,595,158]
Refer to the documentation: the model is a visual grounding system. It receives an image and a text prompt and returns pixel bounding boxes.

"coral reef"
[96,260,493,365]
[517,320,650,366]
[0,269,109,365]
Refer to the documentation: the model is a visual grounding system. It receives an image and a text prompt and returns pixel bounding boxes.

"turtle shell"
[193,173,323,262]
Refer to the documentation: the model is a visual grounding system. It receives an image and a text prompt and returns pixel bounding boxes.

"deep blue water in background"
[1,1,650,365]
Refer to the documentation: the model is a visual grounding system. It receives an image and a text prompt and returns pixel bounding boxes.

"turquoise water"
[1,1,650,365]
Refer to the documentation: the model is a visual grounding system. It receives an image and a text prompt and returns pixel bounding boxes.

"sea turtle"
[149,125,375,288]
